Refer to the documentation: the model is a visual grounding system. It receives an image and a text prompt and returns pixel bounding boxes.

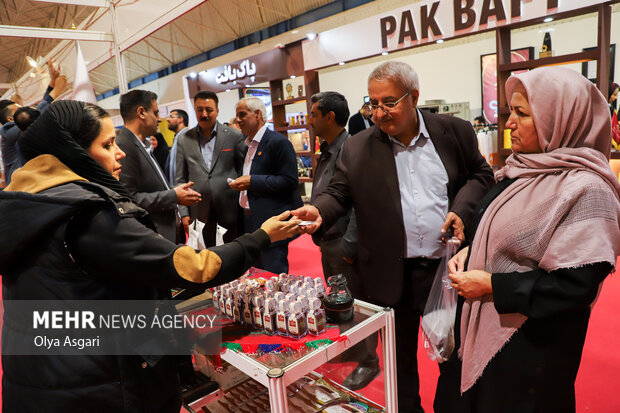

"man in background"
[175,91,245,246]
[117,89,201,243]
[473,115,486,131]
[347,101,374,136]
[309,91,381,390]
[0,60,67,185]
[13,107,41,132]
[230,97,302,273]
[165,108,188,185]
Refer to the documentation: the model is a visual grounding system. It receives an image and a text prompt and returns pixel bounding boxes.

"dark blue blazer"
[246,128,303,232]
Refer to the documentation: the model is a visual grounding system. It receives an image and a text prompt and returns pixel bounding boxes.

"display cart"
[180,298,398,413]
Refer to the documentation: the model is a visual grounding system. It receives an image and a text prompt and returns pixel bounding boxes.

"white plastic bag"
[187,219,206,250]
[215,224,228,246]
[421,237,460,362]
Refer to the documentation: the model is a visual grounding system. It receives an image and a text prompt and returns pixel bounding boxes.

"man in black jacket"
[294,61,494,413]
[117,90,201,243]
[347,102,374,136]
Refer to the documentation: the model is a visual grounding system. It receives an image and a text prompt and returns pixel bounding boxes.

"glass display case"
[179,298,397,413]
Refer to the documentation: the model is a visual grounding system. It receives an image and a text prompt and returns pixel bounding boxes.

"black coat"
[347,111,374,136]
[0,156,271,412]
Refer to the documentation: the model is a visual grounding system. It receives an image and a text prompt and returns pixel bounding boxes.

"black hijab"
[19,100,130,198]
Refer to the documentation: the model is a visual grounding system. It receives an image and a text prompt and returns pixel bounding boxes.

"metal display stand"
[184,299,398,413]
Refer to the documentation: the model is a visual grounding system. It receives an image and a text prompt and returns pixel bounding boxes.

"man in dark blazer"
[230,97,302,274]
[117,90,201,243]
[347,102,374,136]
[294,61,494,413]
[175,91,245,246]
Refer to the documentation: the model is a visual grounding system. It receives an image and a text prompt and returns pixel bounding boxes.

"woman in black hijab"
[0,100,300,412]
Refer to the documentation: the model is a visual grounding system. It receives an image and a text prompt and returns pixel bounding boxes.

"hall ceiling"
[0,0,334,98]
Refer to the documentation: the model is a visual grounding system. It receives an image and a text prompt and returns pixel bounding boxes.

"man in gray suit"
[175,91,245,246]
[117,89,201,243]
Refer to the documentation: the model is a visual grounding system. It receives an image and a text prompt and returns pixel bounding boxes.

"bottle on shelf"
[253,295,265,331]
[212,289,221,314]
[263,298,278,335]
[242,292,254,327]
[225,289,235,319]
[288,301,308,339]
[307,298,326,336]
[276,299,291,337]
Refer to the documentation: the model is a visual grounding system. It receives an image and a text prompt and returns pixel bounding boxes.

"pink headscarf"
[459,67,620,393]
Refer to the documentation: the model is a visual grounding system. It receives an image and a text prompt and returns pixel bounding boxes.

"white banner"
[302,0,607,70]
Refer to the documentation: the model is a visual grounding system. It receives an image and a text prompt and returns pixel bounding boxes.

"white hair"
[368,61,419,92]
[236,97,267,121]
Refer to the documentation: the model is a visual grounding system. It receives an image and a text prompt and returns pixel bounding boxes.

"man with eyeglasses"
[174,91,245,246]
[293,61,494,413]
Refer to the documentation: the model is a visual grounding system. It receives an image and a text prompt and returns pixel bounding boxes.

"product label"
[289,319,298,335]
[253,309,263,327]
[263,314,273,331]
[277,314,287,332]
[307,314,317,334]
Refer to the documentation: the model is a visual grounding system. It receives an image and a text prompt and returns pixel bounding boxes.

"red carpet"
[1,235,618,412]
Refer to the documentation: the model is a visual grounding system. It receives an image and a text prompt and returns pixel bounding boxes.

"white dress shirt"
[239,124,268,209]
[389,109,449,259]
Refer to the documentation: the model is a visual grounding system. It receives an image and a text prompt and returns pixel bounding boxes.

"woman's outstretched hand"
[260,211,301,243]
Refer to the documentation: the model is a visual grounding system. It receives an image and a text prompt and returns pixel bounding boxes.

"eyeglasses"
[366,92,410,114]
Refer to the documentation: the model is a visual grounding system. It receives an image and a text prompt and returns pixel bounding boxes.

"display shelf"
[184,298,397,413]
[498,49,598,72]
[275,124,310,132]
[272,96,307,106]
[611,151,620,159]
[495,4,611,168]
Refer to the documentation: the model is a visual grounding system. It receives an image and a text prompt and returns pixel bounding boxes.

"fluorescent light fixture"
[338,61,345,66]
[306,33,316,41]
[436,39,444,44]
[543,17,554,23]
[381,51,389,56]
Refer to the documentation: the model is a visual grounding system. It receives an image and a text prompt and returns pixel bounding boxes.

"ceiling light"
[189,72,197,78]
[29,72,36,78]
[226,89,231,92]
[26,56,38,68]
[436,39,444,44]
[199,70,207,76]
[543,17,554,23]
[381,51,388,56]
[306,33,316,41]
[290,75,296,79]
[292,30,299,34]
[338,62,345,66]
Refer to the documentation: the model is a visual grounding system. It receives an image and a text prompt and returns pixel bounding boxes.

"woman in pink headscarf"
[434,67,620,413]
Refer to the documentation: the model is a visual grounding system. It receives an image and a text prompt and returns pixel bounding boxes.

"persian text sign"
[303,0,607,70]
